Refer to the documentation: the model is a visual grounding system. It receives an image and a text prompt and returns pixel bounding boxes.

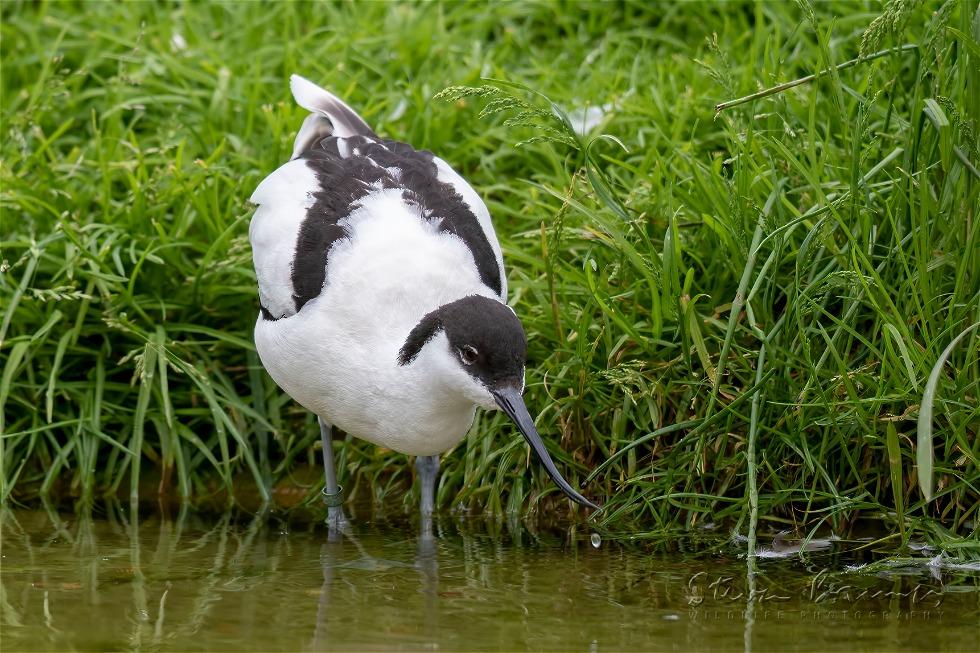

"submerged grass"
[1,1,977,547]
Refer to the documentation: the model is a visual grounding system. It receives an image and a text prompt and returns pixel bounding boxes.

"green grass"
[1,0,977,548]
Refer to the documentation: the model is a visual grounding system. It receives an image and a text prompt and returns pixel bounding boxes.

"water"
[1,507,977,652]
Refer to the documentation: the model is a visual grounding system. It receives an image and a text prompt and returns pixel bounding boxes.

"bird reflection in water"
[311,512,440,651]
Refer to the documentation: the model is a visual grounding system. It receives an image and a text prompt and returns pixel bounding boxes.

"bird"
[249,75,598,527]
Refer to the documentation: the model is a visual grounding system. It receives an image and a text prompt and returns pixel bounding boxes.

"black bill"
[492,386,599,510]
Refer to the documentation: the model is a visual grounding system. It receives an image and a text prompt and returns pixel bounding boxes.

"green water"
[1,507,977,652]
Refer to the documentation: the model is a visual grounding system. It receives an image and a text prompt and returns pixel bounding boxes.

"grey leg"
[319,418,347,532]
[415,454,440,520]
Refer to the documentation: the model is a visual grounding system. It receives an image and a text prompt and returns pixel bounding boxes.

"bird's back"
[250,76,505,322]
[248,76,507,452]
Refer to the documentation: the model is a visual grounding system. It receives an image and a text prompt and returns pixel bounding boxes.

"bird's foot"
[326,507,349,532]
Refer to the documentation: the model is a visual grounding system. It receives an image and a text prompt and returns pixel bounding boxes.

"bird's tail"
[289,74,377,159]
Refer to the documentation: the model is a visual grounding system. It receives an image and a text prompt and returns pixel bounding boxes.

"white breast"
[254,189,497,455]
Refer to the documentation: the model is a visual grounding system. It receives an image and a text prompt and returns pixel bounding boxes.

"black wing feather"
[289,136,502,313]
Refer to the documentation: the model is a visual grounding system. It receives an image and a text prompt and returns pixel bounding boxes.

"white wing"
[248,159,319,319]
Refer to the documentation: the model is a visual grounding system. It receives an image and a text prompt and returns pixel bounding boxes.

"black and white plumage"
[249,75,597,517]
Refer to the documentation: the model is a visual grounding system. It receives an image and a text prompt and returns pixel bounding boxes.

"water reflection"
[1,505,978,652]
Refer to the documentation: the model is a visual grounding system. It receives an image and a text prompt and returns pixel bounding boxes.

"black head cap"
[398,295,526,388]
[399,294,599,510]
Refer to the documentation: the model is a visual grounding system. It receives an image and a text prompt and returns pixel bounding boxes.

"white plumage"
[249,75,597,517]
[249,159,319,319]
[253,188,497,455]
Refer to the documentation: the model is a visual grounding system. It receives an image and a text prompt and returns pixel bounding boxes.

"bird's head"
[399,295,598,510]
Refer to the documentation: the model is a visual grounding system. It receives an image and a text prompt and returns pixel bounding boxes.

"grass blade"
[916,321,980,502]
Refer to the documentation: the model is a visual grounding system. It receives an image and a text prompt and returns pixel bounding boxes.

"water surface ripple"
[1,508,977,651]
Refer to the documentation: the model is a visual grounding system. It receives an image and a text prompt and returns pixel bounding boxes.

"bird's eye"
[458,345,478,365]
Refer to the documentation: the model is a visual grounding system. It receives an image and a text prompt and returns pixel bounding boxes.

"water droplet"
[590,533,601,548]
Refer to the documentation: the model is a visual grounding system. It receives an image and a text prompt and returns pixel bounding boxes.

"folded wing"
[249,77,507,321]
